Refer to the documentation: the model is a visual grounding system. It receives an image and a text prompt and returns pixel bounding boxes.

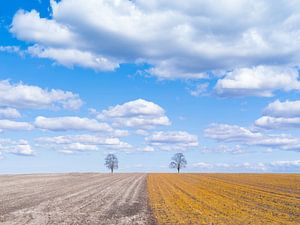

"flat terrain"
[1,173,299,225]
[148,174,300,225]
[0,173,155,225]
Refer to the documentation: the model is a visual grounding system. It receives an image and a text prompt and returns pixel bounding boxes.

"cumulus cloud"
[204,123,300,152]
[99,99,171,129]
[0,139,34,156]
[9,0,300,79]
[28,45,119,71]
[0,80,83,110]
[36,134,132,153]
[146,131,199,151]
[101,99,165,117]
[34,116,112,132]
[215,66,300,97]
[0,107,21,119]
[204,123,263,142]
[0,119,33,132]
[11,9,75,47]
[263,100,300,118]
[255,100,300,129]
[147,65,207,80]
[255,116,300,129]
[59,143,99,153]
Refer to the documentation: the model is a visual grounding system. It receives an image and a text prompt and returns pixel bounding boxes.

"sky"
[0,0,300,173]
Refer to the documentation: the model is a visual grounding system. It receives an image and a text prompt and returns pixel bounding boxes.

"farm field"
[0,173,155,225]
[148,173,300,225]
[1,173,299,225]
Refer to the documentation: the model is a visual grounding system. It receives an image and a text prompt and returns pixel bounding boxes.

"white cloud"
[204,123,263,142]
[0,46,23,56]
[10,143,34,156]
[146,131,199,151]
[36,134,132,153]
[28,45,119,71]
[0,80,83,110]
[196,162,231,169]
[10,8,119,71]
[37,135,120,145]
[263,100,300,118]
[34,116,112,132]
[189,83,209,97]
[112,129,130,137]
[0,119,33,131]
[192,161,272,172]
[255,100,300,129]
[0,107,21,119]
[141,146,155,152]
[255,116,300,129]
[61,143,99,152]
[10,1,300,78]
[204,123,300,152]
[147,65,207,80]
[11,9,76,47]
[135,129,149,136]
[59,150,75,154]
[270,160,300,169]
[102,99,165,117]
[201,144,246,154]
[192,160,300,172]
[0,139,34,156]
[215,66,300,97]
[99,99,171,129]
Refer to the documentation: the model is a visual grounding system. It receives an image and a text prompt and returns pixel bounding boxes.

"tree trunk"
[177,167,180,173]
[111,168,113,173]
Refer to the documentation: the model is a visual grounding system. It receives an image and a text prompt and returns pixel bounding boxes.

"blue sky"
[0,0,300,173]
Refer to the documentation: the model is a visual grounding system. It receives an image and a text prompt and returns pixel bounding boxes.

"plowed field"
[0,173,155,225]
[1,173,299,225]
[148,173,300,225]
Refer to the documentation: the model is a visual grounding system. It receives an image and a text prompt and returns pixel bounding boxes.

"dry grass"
[148,173,300,225]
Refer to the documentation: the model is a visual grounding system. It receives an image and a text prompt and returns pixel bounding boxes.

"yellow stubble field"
[147,173,300,225]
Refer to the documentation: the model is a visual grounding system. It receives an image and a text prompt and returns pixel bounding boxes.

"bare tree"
[169,153,187,173]
[105,154,118,173]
